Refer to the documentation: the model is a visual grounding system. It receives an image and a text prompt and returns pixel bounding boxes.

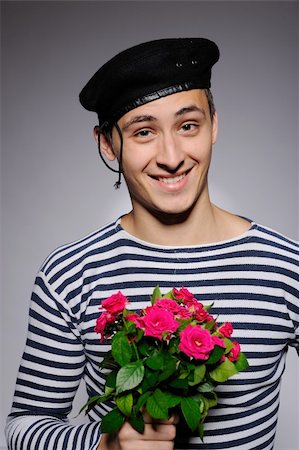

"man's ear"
[93,126,116,161]
[211,111,218,145]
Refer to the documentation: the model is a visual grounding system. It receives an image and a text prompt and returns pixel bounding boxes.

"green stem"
[123,316,140,361]
[131,340,140,361]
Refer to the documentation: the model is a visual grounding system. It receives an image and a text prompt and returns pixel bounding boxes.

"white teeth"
[158,173,185,184]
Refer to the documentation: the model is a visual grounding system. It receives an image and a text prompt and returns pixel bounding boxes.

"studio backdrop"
[1,1,298,449]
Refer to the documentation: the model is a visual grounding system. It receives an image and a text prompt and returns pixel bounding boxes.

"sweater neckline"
[114,217,257,250]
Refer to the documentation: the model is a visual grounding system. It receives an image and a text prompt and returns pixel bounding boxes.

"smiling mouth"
[151,168,192,185]
[158,173,186,184]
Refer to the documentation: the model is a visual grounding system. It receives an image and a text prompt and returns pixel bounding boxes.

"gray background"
[1,1,298,449]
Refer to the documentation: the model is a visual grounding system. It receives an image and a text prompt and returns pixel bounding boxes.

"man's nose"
[156,132,184,172]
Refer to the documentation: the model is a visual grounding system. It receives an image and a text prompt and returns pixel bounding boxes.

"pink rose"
[218,322,233,338]
[179,324,215,360]
[126,313,145,329]
[176,305,192,319]
[212,335,226,348]
[155,298,180,313]
[206,314,216,324]
[94,312,115,341]
[193,306,210,323]
[143,306,179,340]
[173,287,199,307]
[228,341,241,362]
[155,298,192,319]
[102,291,128,314]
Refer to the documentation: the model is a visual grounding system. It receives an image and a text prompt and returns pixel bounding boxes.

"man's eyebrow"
[175,105,206,117]
[122,105,205,131]
[122,115,157,131]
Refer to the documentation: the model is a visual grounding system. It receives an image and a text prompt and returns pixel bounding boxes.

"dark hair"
[204,88,216,120]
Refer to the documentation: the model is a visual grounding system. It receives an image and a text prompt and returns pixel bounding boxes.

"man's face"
[102,89,218,219]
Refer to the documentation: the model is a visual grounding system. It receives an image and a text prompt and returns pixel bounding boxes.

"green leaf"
[140,367,159,392]
[101,408,125,433]
[186,361,196,370]
[234,352,249,372]
[204,302,214,311]
[129,413,145,433]
[177,319,193,332]
[104,385,115,397]
[204,319,217,331]
[162,350,177,365]
[181,397,201,432]
[206,345,225,365]
[146,351,164,370]
[196,381,215,392]
[188,365,206,386]
[203,391,218,409]
[115,392,133,417]
[78,394,108,416]
[162,391,181,409]
[223,338,234,354]
[135,391,151,412]
[178,368,190,379]
[116,360,145,394]
[198,393,217,429]
[105,371,117,389]
[124,320,137,334]
[134,328,145,343]
[198,422,205,441]
[151,286,162,304]
[209,358,238,383]
[100,352,119,370]
[168,338,179,354]
[158,356,177,382]
[146,389,169,419]
[169,378,189,389]
[192,393,205,414]
[112,331,133,366]
[162,290,175,299]
[145,350,177,382]
[139,339,154,357]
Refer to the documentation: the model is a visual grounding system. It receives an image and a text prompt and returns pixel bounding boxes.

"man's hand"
[97,412,177,450]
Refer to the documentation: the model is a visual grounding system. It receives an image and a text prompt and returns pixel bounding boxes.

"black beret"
[79,37,219,127]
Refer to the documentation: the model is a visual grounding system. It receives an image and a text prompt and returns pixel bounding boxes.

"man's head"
[79,38,219,189]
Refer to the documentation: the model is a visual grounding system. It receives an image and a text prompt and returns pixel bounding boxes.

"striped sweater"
[6,219,299,449]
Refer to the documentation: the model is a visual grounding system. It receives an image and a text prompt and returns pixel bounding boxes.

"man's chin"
[150,206,194,225]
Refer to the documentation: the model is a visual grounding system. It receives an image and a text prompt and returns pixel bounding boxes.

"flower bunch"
[84,287,248,439]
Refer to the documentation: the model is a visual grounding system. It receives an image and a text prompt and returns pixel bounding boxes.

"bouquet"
[83,286,249,439]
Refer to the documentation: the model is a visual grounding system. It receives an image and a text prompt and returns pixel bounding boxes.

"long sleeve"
[5,272,102,450]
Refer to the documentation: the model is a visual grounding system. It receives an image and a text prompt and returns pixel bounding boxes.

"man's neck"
[121,202,251,247]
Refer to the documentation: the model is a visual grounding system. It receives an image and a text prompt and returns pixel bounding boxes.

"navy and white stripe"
[6,219,299,449]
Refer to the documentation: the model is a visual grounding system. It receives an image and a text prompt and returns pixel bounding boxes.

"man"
[6,38,298,450]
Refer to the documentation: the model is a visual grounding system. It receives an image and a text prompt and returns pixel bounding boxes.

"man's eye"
[135,129,151,137]
[181,123,198,132]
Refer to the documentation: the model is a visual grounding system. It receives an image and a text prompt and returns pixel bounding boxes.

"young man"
[6,38,298,450]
